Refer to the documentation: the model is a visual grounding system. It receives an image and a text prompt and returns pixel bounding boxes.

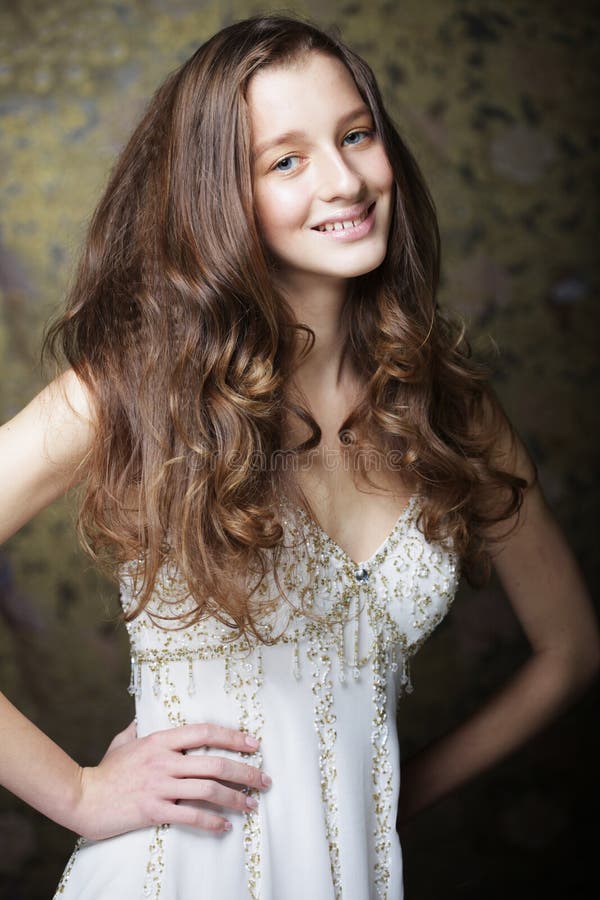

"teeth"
[316,206,370,232]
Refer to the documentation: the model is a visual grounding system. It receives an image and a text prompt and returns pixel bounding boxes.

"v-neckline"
[290,493,420,570]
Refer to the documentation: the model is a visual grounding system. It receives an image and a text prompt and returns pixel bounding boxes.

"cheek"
[374,151,394,194]
[254,183,309,242]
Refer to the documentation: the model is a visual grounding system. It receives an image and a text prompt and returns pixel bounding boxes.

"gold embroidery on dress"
[115,492,459,900]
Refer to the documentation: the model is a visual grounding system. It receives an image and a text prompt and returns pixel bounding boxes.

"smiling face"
[248,52,394,296]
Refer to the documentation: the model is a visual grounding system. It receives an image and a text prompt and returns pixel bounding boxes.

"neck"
[279,273,357,399]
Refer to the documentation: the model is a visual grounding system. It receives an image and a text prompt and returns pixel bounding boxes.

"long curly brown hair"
[44,13,536,641]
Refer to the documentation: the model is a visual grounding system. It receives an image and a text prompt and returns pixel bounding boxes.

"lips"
[311,202,375,232]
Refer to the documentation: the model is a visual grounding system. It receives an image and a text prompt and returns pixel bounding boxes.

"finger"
[167,777,259,813]
[153,723,259,754]
[174,754,269,791]
[157,801,232,833]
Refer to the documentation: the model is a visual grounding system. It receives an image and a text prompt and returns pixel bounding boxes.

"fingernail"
[261,773,272,787]
[223,820,232,832]
[245,796,258,810]
[245,735,260,749]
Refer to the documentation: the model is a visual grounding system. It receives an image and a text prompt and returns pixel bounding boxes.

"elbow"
[544,640,600,698]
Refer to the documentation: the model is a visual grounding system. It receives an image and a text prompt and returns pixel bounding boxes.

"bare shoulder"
[4,367,97,465]
[44,366,96,420]
[0,368,98,544]
[478,385,538,488]
[477,386,550,555]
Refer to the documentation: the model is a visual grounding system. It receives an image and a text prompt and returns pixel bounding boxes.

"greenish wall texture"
[1,1,598,897]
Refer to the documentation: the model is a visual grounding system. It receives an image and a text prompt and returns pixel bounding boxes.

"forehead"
[247,52,369,147]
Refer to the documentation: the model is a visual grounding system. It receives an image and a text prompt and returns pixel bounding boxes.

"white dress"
[54,493,460,899]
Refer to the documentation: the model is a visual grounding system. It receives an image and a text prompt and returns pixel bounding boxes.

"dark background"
[0,1,598,897]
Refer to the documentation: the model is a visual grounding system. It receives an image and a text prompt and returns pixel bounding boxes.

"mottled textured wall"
[0,1,598,897]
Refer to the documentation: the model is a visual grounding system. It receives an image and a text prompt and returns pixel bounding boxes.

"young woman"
[0,13,598,900]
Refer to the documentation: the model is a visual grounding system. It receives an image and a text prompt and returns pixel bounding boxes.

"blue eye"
[343,129,372,145]
[274,155,301,172]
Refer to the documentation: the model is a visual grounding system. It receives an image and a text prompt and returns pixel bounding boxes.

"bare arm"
[0,371,270,838]
[397,409,600,829]
[0,368,94,544]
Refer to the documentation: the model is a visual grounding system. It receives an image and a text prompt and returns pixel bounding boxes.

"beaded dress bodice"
[123,493,458,693]
[55,492,460,900]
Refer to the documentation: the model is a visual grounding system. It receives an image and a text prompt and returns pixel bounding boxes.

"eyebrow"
[252,105,373,161]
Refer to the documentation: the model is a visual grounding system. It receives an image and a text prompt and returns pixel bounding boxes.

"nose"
[316,147,365,201]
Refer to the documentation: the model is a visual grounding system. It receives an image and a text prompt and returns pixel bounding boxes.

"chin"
[342,250,388,279]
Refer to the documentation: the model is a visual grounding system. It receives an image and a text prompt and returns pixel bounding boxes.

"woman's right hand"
[73,721,271,840]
